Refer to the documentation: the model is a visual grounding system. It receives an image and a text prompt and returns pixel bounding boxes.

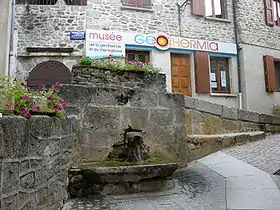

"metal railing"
[16,0,87,5]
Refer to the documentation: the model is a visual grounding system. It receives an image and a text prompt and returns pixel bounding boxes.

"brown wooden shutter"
[195,51,210,93]
[263,55,277,92]
[123,0,136,6]
[191,0,205,16]
[264,0,274,26]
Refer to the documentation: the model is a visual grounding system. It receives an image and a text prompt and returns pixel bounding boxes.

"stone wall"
[87,0,235,43]
[60,85,187,166]
[72,66,167,92]
[15,2,86,73]
[0,116,78,210]
[185,96,280,135]
[236,0,280,50]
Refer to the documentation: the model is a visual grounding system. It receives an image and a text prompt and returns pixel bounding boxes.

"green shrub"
[78,56,92,65]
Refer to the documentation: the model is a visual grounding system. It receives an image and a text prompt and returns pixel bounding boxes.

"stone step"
[187,131,265,162]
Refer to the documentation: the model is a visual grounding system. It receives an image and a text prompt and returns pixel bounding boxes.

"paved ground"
[63,134,280,210]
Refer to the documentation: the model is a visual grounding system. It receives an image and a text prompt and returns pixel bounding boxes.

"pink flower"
[23,95,30,101]
[47,96,55,101]
[53,104,62,111]
[53,82,61,89]
[38,84,43,89]
[21,82,26,87]
[24,111,31,118]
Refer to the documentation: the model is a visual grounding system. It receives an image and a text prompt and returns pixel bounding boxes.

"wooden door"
[171,54,192,96]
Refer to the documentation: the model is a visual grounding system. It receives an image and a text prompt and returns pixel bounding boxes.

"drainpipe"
[5,0,14,77]
[232,0,243,109]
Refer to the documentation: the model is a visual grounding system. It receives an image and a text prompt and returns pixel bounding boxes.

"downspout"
[5,0,13,77]
[176,2,182,36]
[232,0,243,109]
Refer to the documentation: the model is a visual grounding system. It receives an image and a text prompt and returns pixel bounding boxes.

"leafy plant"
[0,74,67,118]
[77,56,160,83]
[78,56,92,66]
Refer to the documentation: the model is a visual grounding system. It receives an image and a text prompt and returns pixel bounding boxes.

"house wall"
[236,0,280,114]
[15,2,86,73]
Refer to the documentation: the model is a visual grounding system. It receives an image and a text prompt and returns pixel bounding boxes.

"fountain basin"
[68,162,178,197]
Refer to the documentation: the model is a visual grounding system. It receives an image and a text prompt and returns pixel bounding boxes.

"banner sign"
[86,29,237,58]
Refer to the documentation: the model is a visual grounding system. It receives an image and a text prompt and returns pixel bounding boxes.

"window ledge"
[210,93,238,97]
[204,16,231,23]
[120,5,153,13]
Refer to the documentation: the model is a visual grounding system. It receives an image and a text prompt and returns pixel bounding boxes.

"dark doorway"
[27,60,71,87]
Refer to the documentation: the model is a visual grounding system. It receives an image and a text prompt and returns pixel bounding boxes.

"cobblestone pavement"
[63,134,280,210]
[223,134,280,189]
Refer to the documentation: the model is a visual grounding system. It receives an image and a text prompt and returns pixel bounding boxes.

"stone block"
[59,85,95,106]
[121,107,149,130]
[221,119,239,133]
[20,172,35,189]
[194,99,223,116]
[173,108,185,124]
[18,191,29,209]
[149,109,173,126]
[36,187,49,207]
[0,116,29,158]
[185,109,204,135]
[203,114,223,135]
[2,161,19,195]
[80,144,110,162]
[238,110,260,123]
[184,96,196,109]
[30,116,54,138]
[130,90,159,108]
[53,117,72,135]
[238,121,262,132]
[65,106,81,116]
[222,106,238,120]
[29,158,42,170]
[2,193,18,210]
[158,93,185,109]
[19,160,29,174]
[92,87,137,106]
[83,106,121,131]
[35,167,48,189]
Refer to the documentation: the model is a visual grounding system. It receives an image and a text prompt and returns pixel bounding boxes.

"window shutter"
[191,0,205,16]
[123,0,136,6]
[263,55,277,92]
[264,0,274,26]
[195,51,210,93]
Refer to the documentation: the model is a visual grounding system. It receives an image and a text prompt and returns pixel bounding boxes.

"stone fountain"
[68,125,178,197]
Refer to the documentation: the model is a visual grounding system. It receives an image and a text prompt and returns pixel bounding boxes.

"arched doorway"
[27,60,71,87]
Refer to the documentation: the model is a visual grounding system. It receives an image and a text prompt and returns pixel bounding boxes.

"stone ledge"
[120,5,154,12]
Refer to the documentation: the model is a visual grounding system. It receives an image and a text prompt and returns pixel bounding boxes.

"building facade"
[236,0,280,113]
[13,0,280,114]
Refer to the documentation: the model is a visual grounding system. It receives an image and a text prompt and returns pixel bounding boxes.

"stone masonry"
[236,0,280,50]
[0,116,78,210]
[87,0,235,43]
[15,2,86,73]
[72,66,167,92]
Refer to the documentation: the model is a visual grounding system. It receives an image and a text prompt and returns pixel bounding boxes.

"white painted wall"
[240,44,280,114]
[150,50,172,92]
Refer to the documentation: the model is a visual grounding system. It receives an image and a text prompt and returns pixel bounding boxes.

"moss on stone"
[78,157,171,168]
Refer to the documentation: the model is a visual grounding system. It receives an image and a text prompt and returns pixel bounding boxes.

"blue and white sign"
[70,31,85,40]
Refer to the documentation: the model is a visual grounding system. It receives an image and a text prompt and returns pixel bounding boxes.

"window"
[122,0,151,8]
[205,0,225,18]
[273,0,280,26]
[210,57,230,93]
[191,0,225,19]
[125,50,150,63]
[274,60,280,90]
